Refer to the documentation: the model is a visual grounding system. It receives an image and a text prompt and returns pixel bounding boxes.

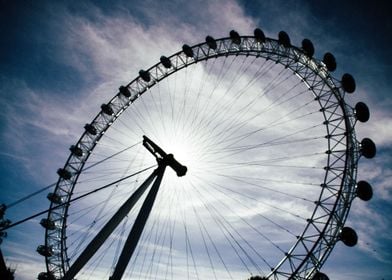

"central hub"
[142,135,187,177]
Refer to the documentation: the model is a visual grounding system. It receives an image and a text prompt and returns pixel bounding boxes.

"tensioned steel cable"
[1,165,155,231]
[5,142,141,209]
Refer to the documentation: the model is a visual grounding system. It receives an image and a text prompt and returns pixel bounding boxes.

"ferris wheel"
[35,29,376,280]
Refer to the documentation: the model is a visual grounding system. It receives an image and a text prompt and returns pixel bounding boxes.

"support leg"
[110,165,166,280]
[62,169,158,280]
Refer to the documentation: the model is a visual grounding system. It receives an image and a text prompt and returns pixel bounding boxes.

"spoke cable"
[1,165,156,231]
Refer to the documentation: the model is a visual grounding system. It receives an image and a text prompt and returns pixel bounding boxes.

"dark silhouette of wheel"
[37,29,375,280]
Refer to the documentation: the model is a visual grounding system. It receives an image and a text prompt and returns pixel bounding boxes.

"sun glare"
[156,130,207,179]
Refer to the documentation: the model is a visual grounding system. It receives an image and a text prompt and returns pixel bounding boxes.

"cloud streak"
[0,1,391,280]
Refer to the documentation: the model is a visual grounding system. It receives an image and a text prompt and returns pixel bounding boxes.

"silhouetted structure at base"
[246,273,329,280]
[0,249,14,280]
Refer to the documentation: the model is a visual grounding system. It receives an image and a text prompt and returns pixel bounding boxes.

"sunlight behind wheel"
[151,128,206,178]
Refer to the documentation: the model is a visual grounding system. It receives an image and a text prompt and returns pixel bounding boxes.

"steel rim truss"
[42,33,362,280]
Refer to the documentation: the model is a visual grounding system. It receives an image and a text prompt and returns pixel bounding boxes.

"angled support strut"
[62,170,157,280]
[109,136,187,280]
[62,135,187,280]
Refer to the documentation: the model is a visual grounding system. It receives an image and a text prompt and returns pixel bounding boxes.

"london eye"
[29,29,376,280]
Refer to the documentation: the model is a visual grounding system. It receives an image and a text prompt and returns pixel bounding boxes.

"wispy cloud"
[1,1,391,280]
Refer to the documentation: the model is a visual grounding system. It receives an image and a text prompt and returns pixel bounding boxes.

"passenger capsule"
[160,56,172,68]
[84,124,97,135]
[47,193,63,204]
[361,138,376,159]
[254,28,266,43]
[182,44,194,58]
[139,70,151,82]
[355,102,370,122]
[312,271,329,280]
[341,73,356,93]
[57,168,72,180]
[37,245,54,257]
[40,218,56,230]
[302,38,314,58]
[38,272,57,280]
[356,181,373,201]
[229,30,241,45]
[323,52,336,71]
[340,227,358,247]
[101,103,114,116]
[119,85,131,97]
[70,145,83,157]
[278,31,291,47]
[205,36,217,49]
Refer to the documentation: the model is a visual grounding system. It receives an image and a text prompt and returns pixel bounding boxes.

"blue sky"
[0,0,391,279]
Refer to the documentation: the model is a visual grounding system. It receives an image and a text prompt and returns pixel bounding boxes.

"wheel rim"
[43,34,360,279]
